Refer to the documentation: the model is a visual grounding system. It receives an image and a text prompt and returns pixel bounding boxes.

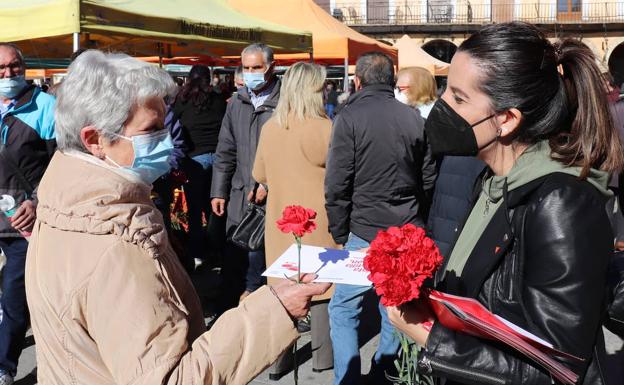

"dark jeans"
[246,249,266,292]
[0,238,29,376]
[325,103,336,120]
[218,242,266,313]
[184,153,215,262]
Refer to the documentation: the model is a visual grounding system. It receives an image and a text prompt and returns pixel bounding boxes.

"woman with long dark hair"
[173,65,227,267]
[388,22,623,384]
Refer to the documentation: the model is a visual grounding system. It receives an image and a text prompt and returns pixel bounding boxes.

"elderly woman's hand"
[271,274,331,320]
[387,300,434,346]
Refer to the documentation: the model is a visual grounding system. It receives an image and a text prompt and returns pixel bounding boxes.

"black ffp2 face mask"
[424,98,495,157]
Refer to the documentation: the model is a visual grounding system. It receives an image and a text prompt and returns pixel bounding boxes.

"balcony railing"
[332,1,624,25]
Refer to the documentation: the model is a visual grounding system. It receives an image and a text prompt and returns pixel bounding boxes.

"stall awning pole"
[344,57,349,92]
[72,32,80,53]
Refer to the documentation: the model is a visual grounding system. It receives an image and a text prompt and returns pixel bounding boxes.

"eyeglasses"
[395,85,410,92]
[0,61,23,75]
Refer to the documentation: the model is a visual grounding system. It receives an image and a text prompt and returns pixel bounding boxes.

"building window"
[557,0,582,20]
[428,0,454,22]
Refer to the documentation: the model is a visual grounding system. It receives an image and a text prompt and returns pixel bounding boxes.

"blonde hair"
[396,66,437,107]
[275,62,327,129]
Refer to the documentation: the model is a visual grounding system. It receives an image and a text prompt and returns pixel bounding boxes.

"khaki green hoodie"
[445,141,611,276]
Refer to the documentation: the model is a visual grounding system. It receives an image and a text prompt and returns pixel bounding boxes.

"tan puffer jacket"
[25,151,297,385]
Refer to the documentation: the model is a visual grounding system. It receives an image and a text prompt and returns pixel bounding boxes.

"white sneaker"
[0,370,14,385]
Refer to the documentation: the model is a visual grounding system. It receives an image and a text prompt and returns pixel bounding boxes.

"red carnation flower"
[364,224,443,306]
[277,205,317,237]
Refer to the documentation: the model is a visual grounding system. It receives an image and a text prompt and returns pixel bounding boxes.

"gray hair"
[0,43,25,67]
[241,43,274,65]
[355,52,395,88]
[55,50,177,152]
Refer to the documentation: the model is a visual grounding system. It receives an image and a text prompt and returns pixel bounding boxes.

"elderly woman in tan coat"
[24,50,329,385]
[253,62,338,377]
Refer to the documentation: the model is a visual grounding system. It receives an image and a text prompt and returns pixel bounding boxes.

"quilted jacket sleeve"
[87,241,298,385]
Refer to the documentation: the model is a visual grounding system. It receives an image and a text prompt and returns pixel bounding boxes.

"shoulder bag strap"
[251,182,260,202]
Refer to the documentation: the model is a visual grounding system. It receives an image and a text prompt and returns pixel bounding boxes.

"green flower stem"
[293,234,302,385]
[295,235,302,284]
[293,341,299,385]
[387,332,434,385]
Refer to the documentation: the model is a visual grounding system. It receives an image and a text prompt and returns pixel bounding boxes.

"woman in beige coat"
[25,50,329,385]
[253,62,338,377]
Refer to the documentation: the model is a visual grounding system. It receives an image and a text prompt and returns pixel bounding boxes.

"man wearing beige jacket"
[25,50,329,385]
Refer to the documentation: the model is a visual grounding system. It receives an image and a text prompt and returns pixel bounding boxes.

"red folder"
[427,290,584,385]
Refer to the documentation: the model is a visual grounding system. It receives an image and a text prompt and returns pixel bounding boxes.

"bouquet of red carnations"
[363,224,443,385]
[364,224,443,305]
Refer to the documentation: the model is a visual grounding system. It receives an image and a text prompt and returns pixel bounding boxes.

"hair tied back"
[553,43,563,64]
[552,43,565,76]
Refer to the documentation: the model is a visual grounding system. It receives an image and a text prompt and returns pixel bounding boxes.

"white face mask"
[394,89,409,105]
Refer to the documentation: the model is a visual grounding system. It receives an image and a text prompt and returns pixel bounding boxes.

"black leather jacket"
[420,172,617,385]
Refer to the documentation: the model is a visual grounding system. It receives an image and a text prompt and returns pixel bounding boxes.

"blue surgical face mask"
[107,129,173,185]
[0,75,27,99]
[243,68,269,91]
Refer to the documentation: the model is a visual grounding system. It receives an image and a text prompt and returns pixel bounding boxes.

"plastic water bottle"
[0,195,17,218]
[0,194,31,239]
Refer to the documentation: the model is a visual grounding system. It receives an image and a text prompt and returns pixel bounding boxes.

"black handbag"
[229,184,265,251]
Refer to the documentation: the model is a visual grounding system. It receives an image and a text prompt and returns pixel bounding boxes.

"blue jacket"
[0,86,56,237]
[427,156,486,256]
[164,107,187,170]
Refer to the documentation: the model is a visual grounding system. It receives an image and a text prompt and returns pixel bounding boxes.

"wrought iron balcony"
[333,1,624,25]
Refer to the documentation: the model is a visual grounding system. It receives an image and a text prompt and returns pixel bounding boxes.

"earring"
[496,128,502,138]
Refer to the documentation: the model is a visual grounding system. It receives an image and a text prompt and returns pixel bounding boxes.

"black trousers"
[0,237,29,376]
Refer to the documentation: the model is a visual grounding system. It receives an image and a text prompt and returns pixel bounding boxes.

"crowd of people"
[0,20,623,385]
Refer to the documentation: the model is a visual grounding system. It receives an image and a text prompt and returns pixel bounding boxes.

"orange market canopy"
[227,0,397,65]
[1,0,312,59]
[394,35,449,76]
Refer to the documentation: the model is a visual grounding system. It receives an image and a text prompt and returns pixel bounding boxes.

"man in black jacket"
[211,44,278,311]
[325,52,437,385]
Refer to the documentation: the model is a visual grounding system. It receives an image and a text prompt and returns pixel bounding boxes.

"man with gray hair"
[211,43,278,312]
[0,43,56,385]
[325,51,437,385]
